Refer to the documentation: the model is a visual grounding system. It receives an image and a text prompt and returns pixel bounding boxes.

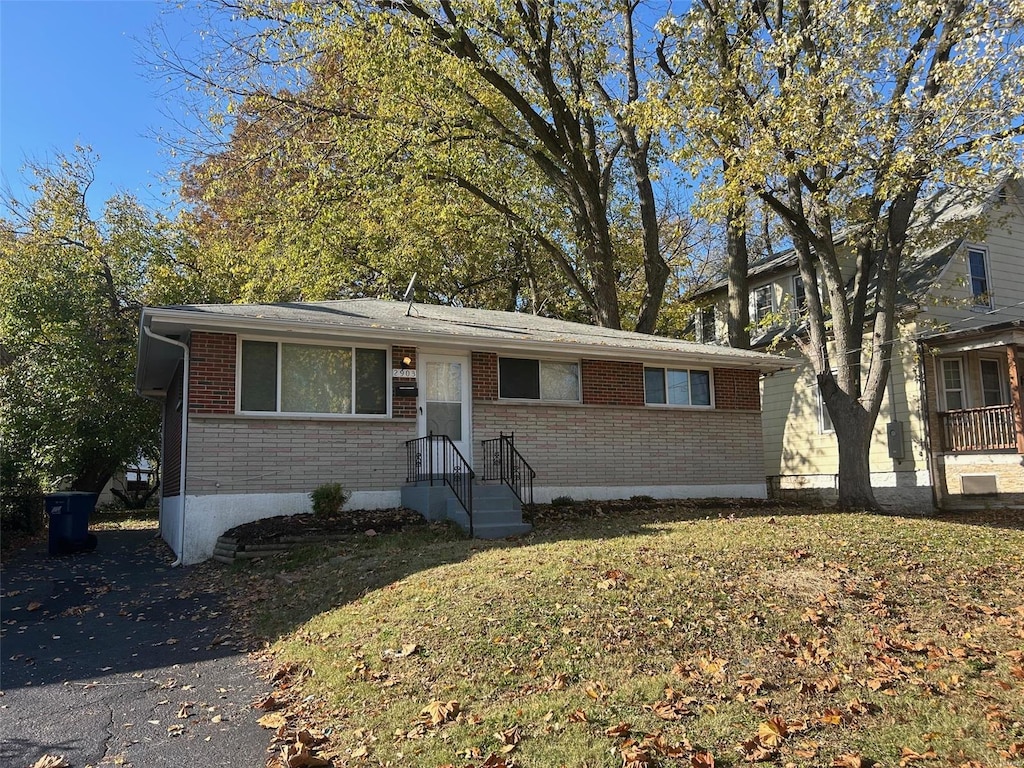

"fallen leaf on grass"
[31,756,70,768]
[833,755,876,767]
[27,602,42,612]
[420,699,460,726]
[899,747,938,765]
[281,741,330,767]
[691,750,715,767]
[605,721,632,738]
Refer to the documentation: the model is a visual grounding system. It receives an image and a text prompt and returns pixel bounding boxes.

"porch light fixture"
[401,355,413,369]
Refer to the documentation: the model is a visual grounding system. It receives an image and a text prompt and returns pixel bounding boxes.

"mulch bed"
[223,507,430,545]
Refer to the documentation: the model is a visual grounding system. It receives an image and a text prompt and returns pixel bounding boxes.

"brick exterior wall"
[472,351,499,401]
[393,346,418,418]
[473,402,765,488]
[186,417,416,494]
[189,332,236,414]
[581,360,645,406]
[713,368,761,411]
[162,363,184,498]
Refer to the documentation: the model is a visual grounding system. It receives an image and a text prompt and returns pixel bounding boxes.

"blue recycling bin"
[46,492,98,555]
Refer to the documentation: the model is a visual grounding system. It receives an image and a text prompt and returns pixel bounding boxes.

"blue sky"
[0,0,202,211]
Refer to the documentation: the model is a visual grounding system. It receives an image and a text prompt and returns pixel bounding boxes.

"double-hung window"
[239,339,388,415]
[967,247,991,308]
[939,358,965,411]
[792,275,807,317]
[498,358,580,401]
[980,359,1008,407]
[644,367,712,407]
[752,285,774,324]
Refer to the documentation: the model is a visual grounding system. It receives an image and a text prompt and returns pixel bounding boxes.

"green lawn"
[219,504,1024,767]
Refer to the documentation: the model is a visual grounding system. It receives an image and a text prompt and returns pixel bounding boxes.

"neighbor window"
[980,359,1008,407]
[239,339,388,415]
[792,275,807,316]
[752,284,774,324]
[498,358,580,401]
[644,367,712,407]
[698,307,716,343]
[940,358,965,411]
[817,383,834,433]
[967,247,991,308]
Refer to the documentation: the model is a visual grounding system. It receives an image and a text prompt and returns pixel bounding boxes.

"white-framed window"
[699,306,716,343]
[979,358,1009,407]
[238,338,389,416]
[792,274,807,317]
[498,357,580,401]
[751,284,774,324]
[939,357,966,411]
[644,367,713,407]
[967,246,991,308]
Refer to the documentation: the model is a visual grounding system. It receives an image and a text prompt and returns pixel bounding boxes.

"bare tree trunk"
[822,375,881,510]
[725,198,751,348]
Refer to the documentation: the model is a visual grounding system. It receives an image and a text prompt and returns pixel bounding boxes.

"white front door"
[418,353,472,469]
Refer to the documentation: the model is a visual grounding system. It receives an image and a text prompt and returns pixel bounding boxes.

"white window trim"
[235,335,392,418]
[966,244,993,309]
[497,356,582,403]
[937,356,967,412]
[643,366,715,409]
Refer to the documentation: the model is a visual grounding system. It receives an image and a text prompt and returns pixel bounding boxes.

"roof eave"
[141,307,794,373]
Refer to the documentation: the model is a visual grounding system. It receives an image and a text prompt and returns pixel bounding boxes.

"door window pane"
[281,343,352,413]
[426,401,462,440]
[240,340,277,411]
[355,348,387,414]
[540,361,579,401]
[426,361,462,402]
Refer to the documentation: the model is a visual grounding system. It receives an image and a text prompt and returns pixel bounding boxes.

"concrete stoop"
[401,481,532,539]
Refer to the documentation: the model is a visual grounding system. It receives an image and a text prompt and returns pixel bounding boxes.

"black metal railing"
[481,432,536,505]
[405,434,475,536]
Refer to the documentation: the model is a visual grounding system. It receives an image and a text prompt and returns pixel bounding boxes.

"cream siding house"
[691,180,1024,509]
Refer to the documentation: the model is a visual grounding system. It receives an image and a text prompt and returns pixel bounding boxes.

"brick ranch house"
[135,299,792,564]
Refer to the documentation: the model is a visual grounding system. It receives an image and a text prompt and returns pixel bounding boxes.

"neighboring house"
[135,299,792,564]
[690,180,1024,510]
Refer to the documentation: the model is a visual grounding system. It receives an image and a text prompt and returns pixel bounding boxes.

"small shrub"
[550,495,575,508]
[311,483,351,517]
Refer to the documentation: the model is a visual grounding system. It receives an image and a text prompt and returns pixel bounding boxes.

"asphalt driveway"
[0,528,271,768]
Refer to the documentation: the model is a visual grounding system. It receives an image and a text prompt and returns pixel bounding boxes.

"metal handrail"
[405,434,475,536]
[481,432,536,505]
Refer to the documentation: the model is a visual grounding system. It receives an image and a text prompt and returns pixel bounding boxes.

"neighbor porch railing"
[941,404,1018,452]
[405,434,474,536]
[481,432,535,505]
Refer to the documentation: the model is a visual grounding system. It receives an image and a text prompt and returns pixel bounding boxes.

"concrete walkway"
[0,528,271,768]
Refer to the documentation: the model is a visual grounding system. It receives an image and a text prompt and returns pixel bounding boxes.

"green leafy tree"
[661,0,1024,508]
[0,150,166,493]
[161,0,686,331]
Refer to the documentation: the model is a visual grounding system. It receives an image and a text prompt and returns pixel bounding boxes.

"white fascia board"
[143,308,795,373]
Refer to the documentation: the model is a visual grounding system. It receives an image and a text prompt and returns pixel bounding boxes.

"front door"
[418,353,472,470]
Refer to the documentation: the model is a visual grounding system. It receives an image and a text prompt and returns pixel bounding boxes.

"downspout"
[143,325,189,566]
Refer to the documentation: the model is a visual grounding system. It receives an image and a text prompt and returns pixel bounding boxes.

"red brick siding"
[472,352,499,401]
[392,346,418,418]
[713,368,761,411]
[581,359,645,406]
[162,363,183,497]
[189,332,237,414]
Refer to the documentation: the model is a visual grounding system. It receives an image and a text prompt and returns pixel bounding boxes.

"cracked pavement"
[1,528,271,767]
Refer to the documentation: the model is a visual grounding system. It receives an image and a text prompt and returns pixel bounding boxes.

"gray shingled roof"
[139,298,791,378]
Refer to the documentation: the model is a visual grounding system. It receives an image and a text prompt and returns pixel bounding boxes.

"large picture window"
[498,357,579,401]
[239,340,387,415]
[644,367,712,407]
